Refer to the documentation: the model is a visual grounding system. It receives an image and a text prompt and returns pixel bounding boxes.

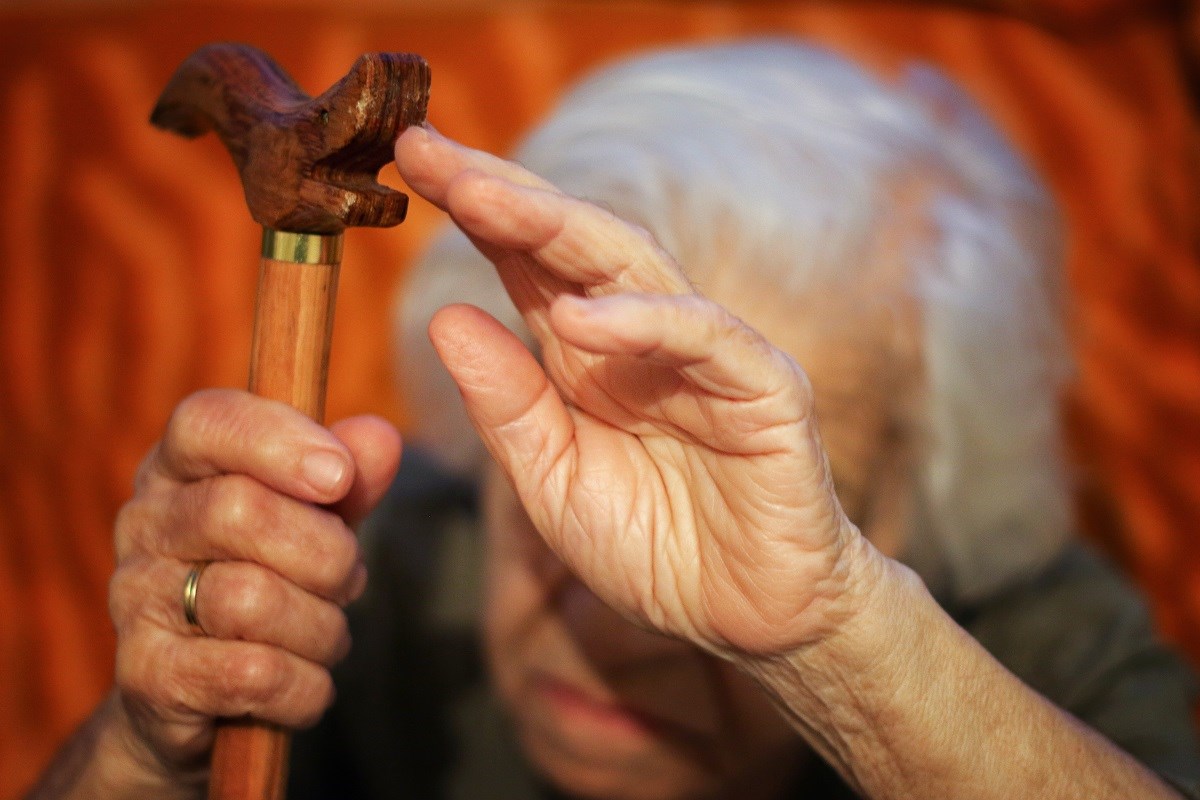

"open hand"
[396,127,875,658]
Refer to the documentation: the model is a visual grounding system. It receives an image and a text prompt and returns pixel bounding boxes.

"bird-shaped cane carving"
[151,42,431,234]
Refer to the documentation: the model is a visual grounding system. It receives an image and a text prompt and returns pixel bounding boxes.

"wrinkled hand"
[107,390,400,776]
[396,127,874,658]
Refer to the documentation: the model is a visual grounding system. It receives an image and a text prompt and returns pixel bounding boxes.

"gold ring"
[182,561,210,636]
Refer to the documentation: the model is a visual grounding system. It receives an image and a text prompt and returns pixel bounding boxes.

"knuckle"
[625,221,658,247]
[114,627,169,702]
[162,389,261,477]
[320,610,352,666]
[308,524,362,600]
[164,390,223,453]
[131,442,163,492]
[113,493,177,562]
[108,563,140,628]
[113,500,150,561]
[219,647,288,708]
[110,557,175,632]
[292,670,336,729]
[202,474,274,538]
[217,566,279,632]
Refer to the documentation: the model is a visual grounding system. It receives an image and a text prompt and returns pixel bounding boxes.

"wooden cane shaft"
[246,255,340,417]
[209,720,289,800]
[209,233,341,800]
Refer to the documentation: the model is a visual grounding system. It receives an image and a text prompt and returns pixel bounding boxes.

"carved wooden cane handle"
[152,43,430,799]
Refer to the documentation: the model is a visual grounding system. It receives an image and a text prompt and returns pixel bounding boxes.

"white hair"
[396,39,1073,605]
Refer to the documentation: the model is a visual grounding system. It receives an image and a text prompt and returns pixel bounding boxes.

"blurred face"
[482,287,916,800]
[482,463,803,800]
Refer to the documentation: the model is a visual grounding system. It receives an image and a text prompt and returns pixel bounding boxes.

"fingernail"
[302,451,348,493]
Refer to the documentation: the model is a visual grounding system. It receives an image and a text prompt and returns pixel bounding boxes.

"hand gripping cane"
[151,42,430,800]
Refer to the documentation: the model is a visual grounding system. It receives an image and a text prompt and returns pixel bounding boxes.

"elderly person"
[29,41,1200,800]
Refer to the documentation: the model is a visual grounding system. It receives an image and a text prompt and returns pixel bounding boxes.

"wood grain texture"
[210,719,290,800]
[205,250,340,800]
[248,256,340,419]
[151,43,431,233]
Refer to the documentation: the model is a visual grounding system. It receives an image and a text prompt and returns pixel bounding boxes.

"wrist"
[107,692,208,799]
[723,535,1186,800]
[31,689,206,800]
[734,544,936,795]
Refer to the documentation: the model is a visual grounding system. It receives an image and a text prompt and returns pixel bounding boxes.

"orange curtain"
[1,2,1195,795]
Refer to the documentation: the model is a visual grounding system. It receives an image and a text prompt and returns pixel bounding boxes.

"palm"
[536,284,848,654]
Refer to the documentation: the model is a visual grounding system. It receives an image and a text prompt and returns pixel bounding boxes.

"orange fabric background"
[0,1,1196,796]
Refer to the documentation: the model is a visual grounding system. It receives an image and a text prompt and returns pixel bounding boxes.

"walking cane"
[150,42,430,800]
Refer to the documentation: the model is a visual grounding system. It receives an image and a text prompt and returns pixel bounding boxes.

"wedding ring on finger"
[182,561,211,636]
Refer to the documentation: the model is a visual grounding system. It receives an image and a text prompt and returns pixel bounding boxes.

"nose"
[557,575,691,667]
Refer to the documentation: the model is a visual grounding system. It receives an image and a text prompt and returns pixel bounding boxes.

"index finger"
[396,125,557,208]
[397,126,693,297]
[139,389,354,505]
[446,170,694,297]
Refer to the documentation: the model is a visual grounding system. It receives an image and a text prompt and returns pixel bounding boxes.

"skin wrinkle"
[714,551,820,655]
[115,688,208,782]
[687,442,820,652]
[475,309,871,790]
[659,366,799,457]
[583,357,661,435]
[537,210,684,299]
[826,609,935,794]
[689,321,784,403]
[500,378,571,486]
[693,459,774,647]
[542,425,581,541]
[361,41,1141,799]
[537,217,633,292]
[606,367,799,461]
[643,445,684,635]
[511,293,805,474]
[704,394,806,456]
[488,249,571,343]
[482,219,902,786]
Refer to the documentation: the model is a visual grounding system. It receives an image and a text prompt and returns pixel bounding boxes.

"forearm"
[25,690,204,800]
[740,542,1183,800]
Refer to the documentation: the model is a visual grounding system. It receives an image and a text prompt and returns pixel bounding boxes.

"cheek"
[479,472,804,796]
[715,663,798,753]
[481,543,536,694]
[481,514,571,700]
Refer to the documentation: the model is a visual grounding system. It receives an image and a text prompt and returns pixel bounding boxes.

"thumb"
[428,303,576,505]
[328,415,403,527]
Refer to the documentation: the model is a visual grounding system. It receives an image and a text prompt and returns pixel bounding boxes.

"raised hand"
[106,390,400,780]
[396,127,879,658]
